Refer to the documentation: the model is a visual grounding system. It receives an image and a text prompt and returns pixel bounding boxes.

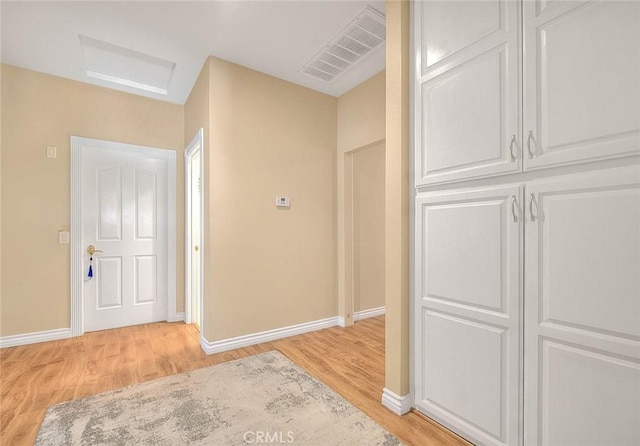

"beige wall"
[0,62,3,328]
[205,57,338,341]
[1,53,389,350]
[0,64,185,336]
[385,0,411,397]
[337,71,385,153]
[336,71,386,324]
[353,141,385,312]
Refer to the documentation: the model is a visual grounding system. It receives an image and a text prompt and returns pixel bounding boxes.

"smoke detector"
[300,6,385,82]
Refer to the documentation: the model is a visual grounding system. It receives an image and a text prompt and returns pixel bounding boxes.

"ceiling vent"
[79,35,175,95]
[300,6,385,82]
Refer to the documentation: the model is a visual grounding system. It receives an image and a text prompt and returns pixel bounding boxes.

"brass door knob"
[87,245,103,256]
[194,245,200,252]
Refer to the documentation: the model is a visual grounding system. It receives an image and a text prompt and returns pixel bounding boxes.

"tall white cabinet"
[412,1,640,445]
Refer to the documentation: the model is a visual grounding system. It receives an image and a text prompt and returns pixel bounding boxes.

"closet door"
[523,1,640,170]
[415,185,523,446]
[414,0,521,186]
[524,166,640,445]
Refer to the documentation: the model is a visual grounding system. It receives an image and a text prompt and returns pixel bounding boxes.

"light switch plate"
[47,146,57,159]
[58,230,70,244]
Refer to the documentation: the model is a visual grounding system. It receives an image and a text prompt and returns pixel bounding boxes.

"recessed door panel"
[135,169,157,240]
[424,200,503,312]
[422,51,503,176]
[135,255,157,304]
[97,166,122,241]
[423,310,505,440]
[96,257,122,309]
[541,340,640,446]
[542,189,640,339]
[524,1,640,168]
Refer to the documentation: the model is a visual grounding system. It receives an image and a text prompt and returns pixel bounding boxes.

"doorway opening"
[340,139,386,326]
[185,129,204,331]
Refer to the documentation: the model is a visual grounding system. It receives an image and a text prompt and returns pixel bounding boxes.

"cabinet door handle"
[509,134,517,162]
[511,195,519,223]
[527,130,535,158]
[529,193,536,222]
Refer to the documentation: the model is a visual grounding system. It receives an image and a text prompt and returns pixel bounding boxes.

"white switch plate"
[46,146,57,159]
[58,230,70,244]
[275,196,290,207]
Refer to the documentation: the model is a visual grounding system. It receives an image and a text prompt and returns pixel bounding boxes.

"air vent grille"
[300,6,385,82]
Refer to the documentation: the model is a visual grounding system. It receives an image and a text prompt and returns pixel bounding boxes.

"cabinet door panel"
[415,185,523,446]
[524,166,640,445]
[523,1,640,169]
[422,51,503,176]
[415,0,521,186]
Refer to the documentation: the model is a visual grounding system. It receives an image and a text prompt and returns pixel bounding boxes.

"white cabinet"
[413,2,640,444]
[414,167,640,446]
[523,1,640,169]
[414,185,523,446]
[415,0,640,186]
[524,167,640,445]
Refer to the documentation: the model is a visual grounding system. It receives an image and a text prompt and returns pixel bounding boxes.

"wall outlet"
[275,196,291,207]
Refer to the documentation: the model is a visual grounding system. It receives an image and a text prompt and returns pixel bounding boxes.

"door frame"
[70,136,177,337]
[184,129,204,328]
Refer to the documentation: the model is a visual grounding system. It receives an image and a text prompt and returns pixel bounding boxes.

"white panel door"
[415,0,521,186]
[415,185,523,446]
[83,146,168,332]
[523,0,640,169]
[524,166,640,445]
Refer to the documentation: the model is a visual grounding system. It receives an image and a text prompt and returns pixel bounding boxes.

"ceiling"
[0,1,386,104]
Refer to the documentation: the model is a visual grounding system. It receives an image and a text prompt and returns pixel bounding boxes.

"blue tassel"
[88,257,93,278]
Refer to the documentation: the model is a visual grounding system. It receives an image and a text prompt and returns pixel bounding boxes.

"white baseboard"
[200,316,340,355]
[174,312,185,322]
[381,388,413,415]
[354,306,385,321]
[337,306,385,328]
[0,327,72,349]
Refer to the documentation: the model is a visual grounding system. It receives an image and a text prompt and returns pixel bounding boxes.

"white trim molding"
[354,306,385,321]
[200,316,340,355]
[381,388,413,416]
[338,306,386,327]
[0,328,71,349]
[173,312,185,322]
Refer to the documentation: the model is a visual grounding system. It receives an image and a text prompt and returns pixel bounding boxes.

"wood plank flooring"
[0,316,469,445]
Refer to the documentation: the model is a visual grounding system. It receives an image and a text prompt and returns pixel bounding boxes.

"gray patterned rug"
[36,350,403,445]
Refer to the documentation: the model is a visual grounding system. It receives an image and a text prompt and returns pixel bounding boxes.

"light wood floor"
[0,316,469,445]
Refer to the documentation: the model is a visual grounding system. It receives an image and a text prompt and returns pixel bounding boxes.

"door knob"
[87,245,103,256]
[194,245,199,252]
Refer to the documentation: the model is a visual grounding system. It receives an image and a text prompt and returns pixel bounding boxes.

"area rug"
[35,350,403,445]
